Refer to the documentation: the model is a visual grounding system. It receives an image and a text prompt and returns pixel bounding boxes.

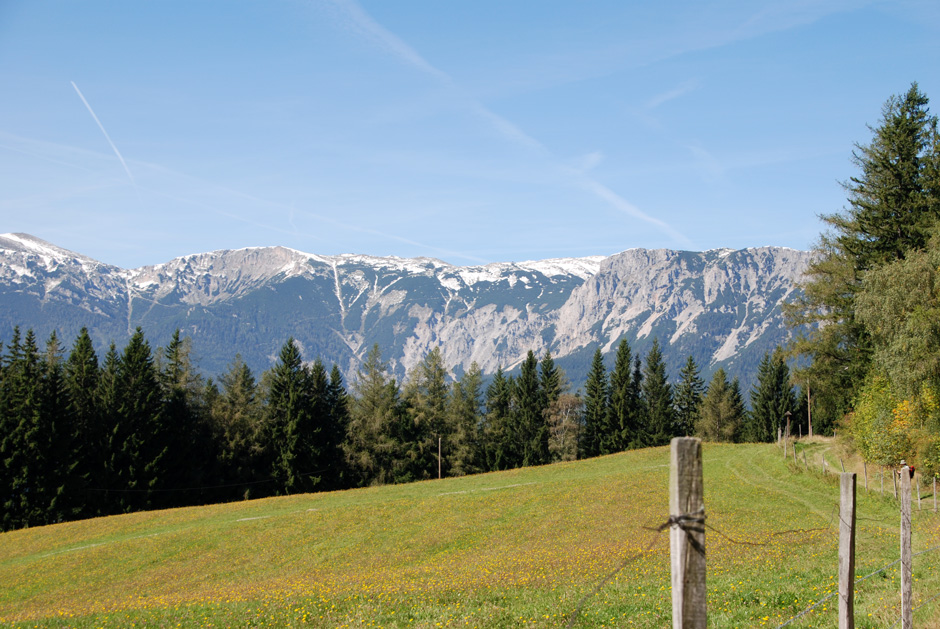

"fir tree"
[345,344,402,486]
[482,367,514,471]
[447,362,483,476]
[401,347,449,481]
[113,328,166,512]
[673,356,704,437]
[608,339,644,451]
[64,328,101,518]
[641,339,674,447]
[787,83,940,431]
[581,348,609,458]
[697,368,745,443]
[265,338,320,494]
[746,351,796,443]
[514,350,549,466]
[323,364,350,490]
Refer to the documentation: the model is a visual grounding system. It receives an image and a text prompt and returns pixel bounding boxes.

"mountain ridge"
[0,233,812,389]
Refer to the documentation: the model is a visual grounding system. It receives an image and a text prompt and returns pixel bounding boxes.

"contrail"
[321,0,691,247]
[70,81,135,186]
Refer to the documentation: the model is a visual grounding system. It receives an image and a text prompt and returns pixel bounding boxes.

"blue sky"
[0,1,937,269]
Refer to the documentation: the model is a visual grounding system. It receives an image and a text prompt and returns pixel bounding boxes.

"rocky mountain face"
[0,233,812,389]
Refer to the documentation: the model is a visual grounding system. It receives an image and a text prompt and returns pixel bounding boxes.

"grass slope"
[1,441,938,628]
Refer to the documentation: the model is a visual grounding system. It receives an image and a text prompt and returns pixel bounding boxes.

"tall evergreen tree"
[746,350,796,443]
[211,354,263,499]
[265,338,321,494]
[696,368,745,443]
[607,339,644,452]
[401,347,450,481]
[112,328,166,512]
[641,338,674,447]
[159,330,210,506]
[581,348,609,458]
[345,344,402,486]
[323,364,350,490]
[514,350,549,466]
[481,367,514,471]
[448,362,483,476]
[64,328,101,518]
[539,351,561,410]
[787,83,940,431]
[673,356,704,437]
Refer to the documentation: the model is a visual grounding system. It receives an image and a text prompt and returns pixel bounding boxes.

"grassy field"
[1,440,939,628]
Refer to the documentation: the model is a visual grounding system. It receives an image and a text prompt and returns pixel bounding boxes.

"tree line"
[0,323,802,531]
[786,82,940,478]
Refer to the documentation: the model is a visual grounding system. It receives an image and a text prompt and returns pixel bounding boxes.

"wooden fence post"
[881,468,884,496]
[839,473,856,629]
[900,462,912,629]
[934,477,937,514]
[841,458,846,473]
[864,462,868,492]
[893,469,898,499]
[670,437,706,629]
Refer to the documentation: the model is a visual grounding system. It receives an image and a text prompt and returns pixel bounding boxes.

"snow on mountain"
[0,233,812,387]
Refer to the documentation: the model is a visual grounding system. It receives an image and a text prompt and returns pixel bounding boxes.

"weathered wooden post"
[893,468,898,499]
[881,468,884,496]
[917,475,921,511]
[839,473,856,629]
[935,477,937,514]
[864,461,868,492]
[670,437,706,629]
[841,458,846,473]
[900,462,912,629]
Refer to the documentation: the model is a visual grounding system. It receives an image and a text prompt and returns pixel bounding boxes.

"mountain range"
[0,233,812,391]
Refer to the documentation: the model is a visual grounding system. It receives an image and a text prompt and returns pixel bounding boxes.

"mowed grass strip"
[1,442,938,627]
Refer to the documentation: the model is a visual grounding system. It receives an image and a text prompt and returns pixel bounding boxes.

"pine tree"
[323,364,350,490]
[608,339,644,451]
[65,328,101,518]
[401,347,450,481]
[746,351,796,443]
[787,83,940,431]
[447,362,483,477]
[515,350,549,466]
[697,368,745,443]
[159,330,209,507]
[211,354,263,499]
[482,367,514,471]
[345,344,402,486]
[265,338,320,494]
[641,339,674,447]
[539,351,561,410]
[112,328,166,512]
[581,348,609,458]
[673,356,704,437]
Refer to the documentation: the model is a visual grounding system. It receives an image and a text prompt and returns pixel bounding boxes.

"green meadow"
[1,441,938,628]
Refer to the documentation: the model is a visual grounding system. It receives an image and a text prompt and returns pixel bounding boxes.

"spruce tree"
[212,354,263,499]
[697,368,744,442]
[345,344,402,486]
[608,339,643,452]
[324,365,350,490]
[673,356,704,437]
[401,347,449,481]
[113,328,166,512]
[65,328,101,518]
[447,362,483,477]
[746,350,796,443]
[641,339,675,447]
[787,83,940,430]
[265,338,320,494]
[581,348,609,458]
[515,350,548,466]
[482,367,514,471]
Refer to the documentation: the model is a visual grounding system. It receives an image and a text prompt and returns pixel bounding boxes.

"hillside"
[1,441,937,627]
[0,233,811,389]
